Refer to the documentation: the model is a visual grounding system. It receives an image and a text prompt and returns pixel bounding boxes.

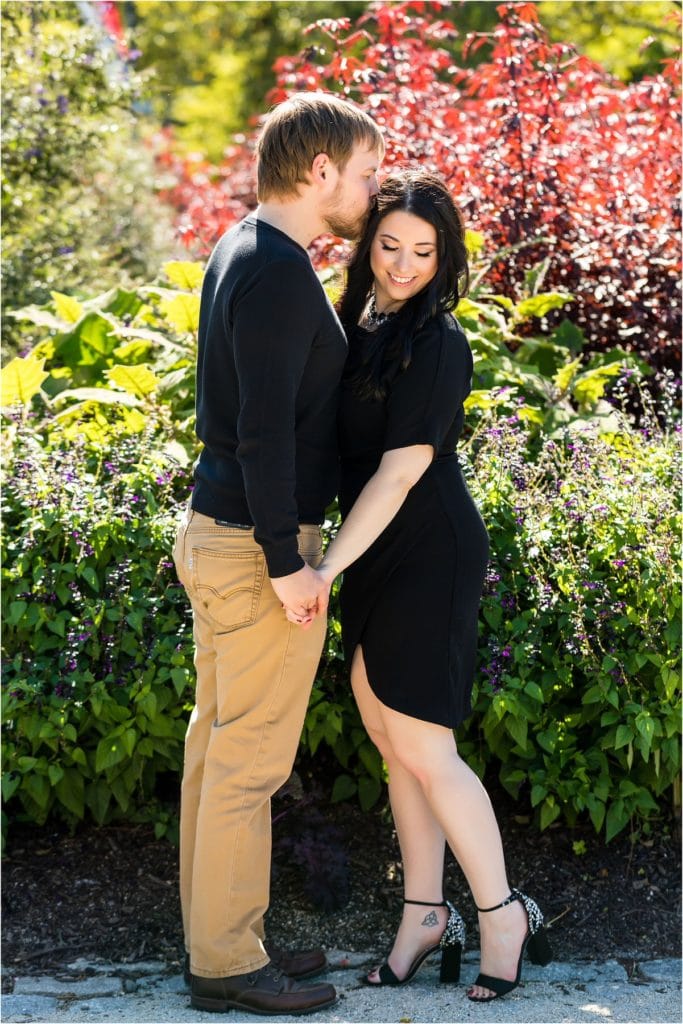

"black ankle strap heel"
[365,897,466,987]
[468,888,552,1003]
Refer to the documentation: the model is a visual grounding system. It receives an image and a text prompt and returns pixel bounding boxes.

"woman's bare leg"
[351,648,448,980]
[351,648,527,998]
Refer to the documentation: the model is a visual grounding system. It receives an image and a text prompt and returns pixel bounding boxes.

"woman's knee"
[392,740,459,789]
[363,719,395,762]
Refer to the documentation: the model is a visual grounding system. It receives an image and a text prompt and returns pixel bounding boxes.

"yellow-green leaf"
[517,405,545,425]
[455,297,485,321]
[572,365,621,409]
[465,229,486,255]
[107,363,160,397]
[553,358,582,395]
[160,293,201,333]
[51,291,84,324]
[0,354,49,406]
[517,293,571,320]
[163,261,204,291]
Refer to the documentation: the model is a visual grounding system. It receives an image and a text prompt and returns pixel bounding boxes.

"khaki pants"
[172,506,326,978]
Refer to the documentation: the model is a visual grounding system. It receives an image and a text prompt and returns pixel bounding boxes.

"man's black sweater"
[191,215,347,577]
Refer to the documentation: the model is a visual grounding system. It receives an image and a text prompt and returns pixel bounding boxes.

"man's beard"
[323,184,371,241]
[324,208,367,241]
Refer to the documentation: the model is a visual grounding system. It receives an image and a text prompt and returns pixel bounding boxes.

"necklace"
[364,294,396,328]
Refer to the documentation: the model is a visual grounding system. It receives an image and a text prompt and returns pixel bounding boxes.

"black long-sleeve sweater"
[191,215,348,577]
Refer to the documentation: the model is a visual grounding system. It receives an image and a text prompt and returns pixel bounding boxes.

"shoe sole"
[184,963,327,990]
[190,994,337,1015]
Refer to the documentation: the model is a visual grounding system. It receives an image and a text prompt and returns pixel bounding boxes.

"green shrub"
[1,405,193,833]
[1,267,679,841]
[460,409,681,841]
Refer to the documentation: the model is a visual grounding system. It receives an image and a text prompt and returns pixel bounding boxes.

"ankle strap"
[476,889,522,913]
[403,898,445,907]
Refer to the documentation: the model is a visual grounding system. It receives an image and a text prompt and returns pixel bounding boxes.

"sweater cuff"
[262,542,306,579]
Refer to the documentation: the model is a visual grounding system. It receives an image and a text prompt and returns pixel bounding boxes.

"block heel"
[364,897,466,987]
[468,889,553,1002]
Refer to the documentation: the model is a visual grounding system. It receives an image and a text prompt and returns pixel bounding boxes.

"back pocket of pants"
[191,547,265,632]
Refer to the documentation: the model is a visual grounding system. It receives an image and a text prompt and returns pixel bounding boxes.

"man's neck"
[253,201,324,251]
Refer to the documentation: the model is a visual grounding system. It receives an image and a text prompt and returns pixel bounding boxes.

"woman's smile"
[369,209,439,313]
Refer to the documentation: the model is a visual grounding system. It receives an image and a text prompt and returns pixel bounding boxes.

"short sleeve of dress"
[383,315,473,453]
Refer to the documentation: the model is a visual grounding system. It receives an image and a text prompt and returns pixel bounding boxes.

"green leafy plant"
[1,266,679,841]
[1,408,193,830]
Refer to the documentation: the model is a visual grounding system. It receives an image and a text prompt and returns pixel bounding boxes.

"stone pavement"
[1,950,680,1024]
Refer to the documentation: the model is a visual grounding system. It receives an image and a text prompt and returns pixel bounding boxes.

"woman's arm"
[318,444,433,585]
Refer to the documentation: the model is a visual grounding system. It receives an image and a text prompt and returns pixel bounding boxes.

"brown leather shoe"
[183,945,327,986]
[190,963,336,1015]
[264,942,327,979]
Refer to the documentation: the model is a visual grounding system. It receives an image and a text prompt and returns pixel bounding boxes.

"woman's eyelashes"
[380,244,434,258]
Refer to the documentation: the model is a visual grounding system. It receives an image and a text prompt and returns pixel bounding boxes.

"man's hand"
[270,563,329,625]
[279,564,337,629]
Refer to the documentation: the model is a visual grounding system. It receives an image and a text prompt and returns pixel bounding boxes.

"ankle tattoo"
[421,910,439,928]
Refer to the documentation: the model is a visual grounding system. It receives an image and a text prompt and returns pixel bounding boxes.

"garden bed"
[2,779,679,990]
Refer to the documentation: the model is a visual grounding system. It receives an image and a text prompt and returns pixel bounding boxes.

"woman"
[315,170,551,1001]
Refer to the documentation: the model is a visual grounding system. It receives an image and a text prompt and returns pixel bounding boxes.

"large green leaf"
[50,291,84,324]
[164,260,204,290]
[54,312,119,372]
[7,305,64,329]
[95,734,129,774]
[52,387,140,409]
[107,363,160,397]
[160,293,201,333]
[55,770,85,819]
[517,293,572,321]
[0,354,48,406]
[572,364,621,409]
[83,287,144,320]
[553,358,582,395]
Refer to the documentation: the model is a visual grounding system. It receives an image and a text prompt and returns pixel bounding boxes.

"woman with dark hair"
[308,169,552,1001]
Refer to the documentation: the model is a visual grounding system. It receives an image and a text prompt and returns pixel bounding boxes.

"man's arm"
[232,259,325,608]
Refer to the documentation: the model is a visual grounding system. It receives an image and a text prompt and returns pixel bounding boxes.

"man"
[173,92,382,1016]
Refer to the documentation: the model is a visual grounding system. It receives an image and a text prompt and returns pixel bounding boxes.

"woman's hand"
[282,564,337,628]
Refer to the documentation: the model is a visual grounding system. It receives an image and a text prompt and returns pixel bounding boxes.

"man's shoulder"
[209,218,317,294]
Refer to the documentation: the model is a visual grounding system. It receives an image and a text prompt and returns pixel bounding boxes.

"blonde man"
[173,93,383,1015]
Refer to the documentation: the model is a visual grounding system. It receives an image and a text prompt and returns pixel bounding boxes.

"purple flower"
[613,559,626,568]
[56,95,69,114]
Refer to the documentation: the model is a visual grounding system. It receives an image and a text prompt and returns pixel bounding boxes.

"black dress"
[338,313,489,729]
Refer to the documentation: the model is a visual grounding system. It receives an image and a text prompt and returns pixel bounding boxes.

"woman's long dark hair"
[340,169,469,400]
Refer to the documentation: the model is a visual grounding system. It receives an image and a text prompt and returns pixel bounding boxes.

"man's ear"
[310,152,331,185]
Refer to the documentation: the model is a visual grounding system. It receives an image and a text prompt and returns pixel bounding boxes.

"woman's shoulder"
[412,311,469,355]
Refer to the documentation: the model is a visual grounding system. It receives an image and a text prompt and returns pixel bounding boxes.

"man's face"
[322,144,381,240]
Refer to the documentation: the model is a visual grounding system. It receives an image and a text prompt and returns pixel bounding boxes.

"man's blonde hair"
[255,92,383,202]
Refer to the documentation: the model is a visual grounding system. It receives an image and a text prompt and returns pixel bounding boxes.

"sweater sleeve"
[232,259,320,577]
[383,318,472,453]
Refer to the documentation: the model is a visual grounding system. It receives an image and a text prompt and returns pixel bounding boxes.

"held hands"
[271,562,337,630]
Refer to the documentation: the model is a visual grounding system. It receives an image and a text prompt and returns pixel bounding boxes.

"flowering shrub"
[460,403,681,840]
[1,267,679,839]
[158,1,681,373]
[1,409,193,832]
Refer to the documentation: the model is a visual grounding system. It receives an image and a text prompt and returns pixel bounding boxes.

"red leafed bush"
[157,1,681,370]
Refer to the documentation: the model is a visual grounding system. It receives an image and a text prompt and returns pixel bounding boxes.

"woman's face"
[369,209,438,314]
